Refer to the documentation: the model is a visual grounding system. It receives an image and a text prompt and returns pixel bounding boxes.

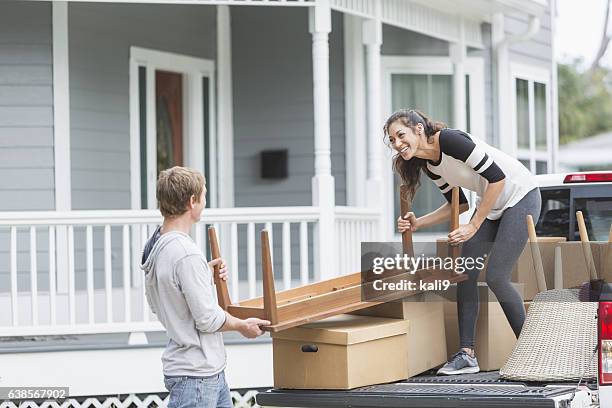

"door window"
[156,70,184,174]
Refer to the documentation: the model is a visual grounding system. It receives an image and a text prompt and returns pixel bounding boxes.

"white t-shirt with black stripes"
[424,128,537,220]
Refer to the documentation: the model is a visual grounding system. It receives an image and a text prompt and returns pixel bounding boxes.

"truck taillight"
[599,302,612,385]
[564,173,612,183]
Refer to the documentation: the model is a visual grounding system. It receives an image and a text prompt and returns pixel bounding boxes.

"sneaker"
[436,350,480,375]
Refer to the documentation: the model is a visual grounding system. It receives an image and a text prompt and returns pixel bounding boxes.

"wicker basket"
[499,289,598,382]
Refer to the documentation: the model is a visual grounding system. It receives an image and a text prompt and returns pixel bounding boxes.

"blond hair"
[156,166,206,217]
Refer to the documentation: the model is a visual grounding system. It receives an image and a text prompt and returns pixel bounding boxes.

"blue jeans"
[164,371,232,408]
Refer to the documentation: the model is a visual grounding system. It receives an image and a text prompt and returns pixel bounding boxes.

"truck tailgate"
[256,372,593,408]
[257,383,581,408]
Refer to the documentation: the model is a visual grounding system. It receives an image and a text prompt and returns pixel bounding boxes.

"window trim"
[381,56,486,241]
[129,47,217,209]
[510,62,552,175]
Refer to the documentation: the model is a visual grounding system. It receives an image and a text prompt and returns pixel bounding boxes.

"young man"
[141,166,269,408]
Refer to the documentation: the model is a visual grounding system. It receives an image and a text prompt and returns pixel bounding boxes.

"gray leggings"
[458,188,542,349]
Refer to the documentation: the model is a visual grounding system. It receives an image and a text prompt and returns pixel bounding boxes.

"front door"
[130,47,215,210]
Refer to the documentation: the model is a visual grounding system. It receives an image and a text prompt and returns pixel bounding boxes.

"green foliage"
[558,61,612,144]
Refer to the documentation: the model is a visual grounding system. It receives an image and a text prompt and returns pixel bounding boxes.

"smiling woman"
[383,108,542,376]
[385,110,448,200]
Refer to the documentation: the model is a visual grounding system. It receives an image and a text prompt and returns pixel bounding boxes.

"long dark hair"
[383,109,446,199]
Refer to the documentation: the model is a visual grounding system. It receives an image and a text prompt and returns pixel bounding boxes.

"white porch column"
[309,0,336,281]
[363,1,385,239]
[343,14,367,207]
[216,5,235,275]
[53,1,71,293]
[450,18,467,131]
[550,0,560,172]
[493,12,514,155]
[217,5,235,208]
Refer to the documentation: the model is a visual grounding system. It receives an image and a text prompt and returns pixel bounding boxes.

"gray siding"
[231,7,346,282]
[232,7,346,207]
[382,24,449,56]
[0,1,54,211]
[68,3,217,210]
[506,8,553,68]
[60,3,219,295]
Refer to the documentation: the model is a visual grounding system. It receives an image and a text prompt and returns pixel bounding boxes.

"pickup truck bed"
[256,371,596,408]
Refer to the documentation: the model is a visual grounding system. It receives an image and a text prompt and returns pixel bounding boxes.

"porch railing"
[335,206,381,275]
[0,206,379,338]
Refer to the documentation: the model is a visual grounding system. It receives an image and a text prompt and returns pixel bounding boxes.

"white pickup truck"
[257,171,612,408]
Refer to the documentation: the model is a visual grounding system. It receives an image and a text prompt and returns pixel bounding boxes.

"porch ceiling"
[410,0,548,22]
[331,0,485,48]
[61,0,315,5]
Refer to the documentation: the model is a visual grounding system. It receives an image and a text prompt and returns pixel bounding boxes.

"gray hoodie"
[141,226,227,377]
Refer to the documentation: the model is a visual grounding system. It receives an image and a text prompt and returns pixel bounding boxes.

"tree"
[558,61,612,144]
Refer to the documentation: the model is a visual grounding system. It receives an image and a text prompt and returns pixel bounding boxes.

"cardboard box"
[511,237,566,300]
[271,314,409,389]
[597,242,612,283]
[351,292,447,377]
[444,283,524,371]
[512,241,609,300]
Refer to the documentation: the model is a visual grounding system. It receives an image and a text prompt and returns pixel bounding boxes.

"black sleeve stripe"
[441,129,507,184]
[442,190,452,203]
[473,154,489,172]
[439,182,449,191]
[481,165,506,183]
[439,129,476,162]
[423,168,441,180]
[442,188,469,205]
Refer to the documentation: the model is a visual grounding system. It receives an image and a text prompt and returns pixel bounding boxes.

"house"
[558,131,612,172]
[0,0,557,406]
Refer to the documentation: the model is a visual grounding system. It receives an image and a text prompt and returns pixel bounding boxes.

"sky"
[556,0,611,67]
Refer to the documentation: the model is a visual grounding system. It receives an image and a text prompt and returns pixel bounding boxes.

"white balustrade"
[334,206,381,275]
[0,208,300,336]
[0,206,379,337]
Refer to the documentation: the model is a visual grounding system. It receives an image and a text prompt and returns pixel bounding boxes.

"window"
[574,197,612,241]
[512,64,552,176]
[536,188,570,239]
[538,186,612,242]
[382,57,485,238]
